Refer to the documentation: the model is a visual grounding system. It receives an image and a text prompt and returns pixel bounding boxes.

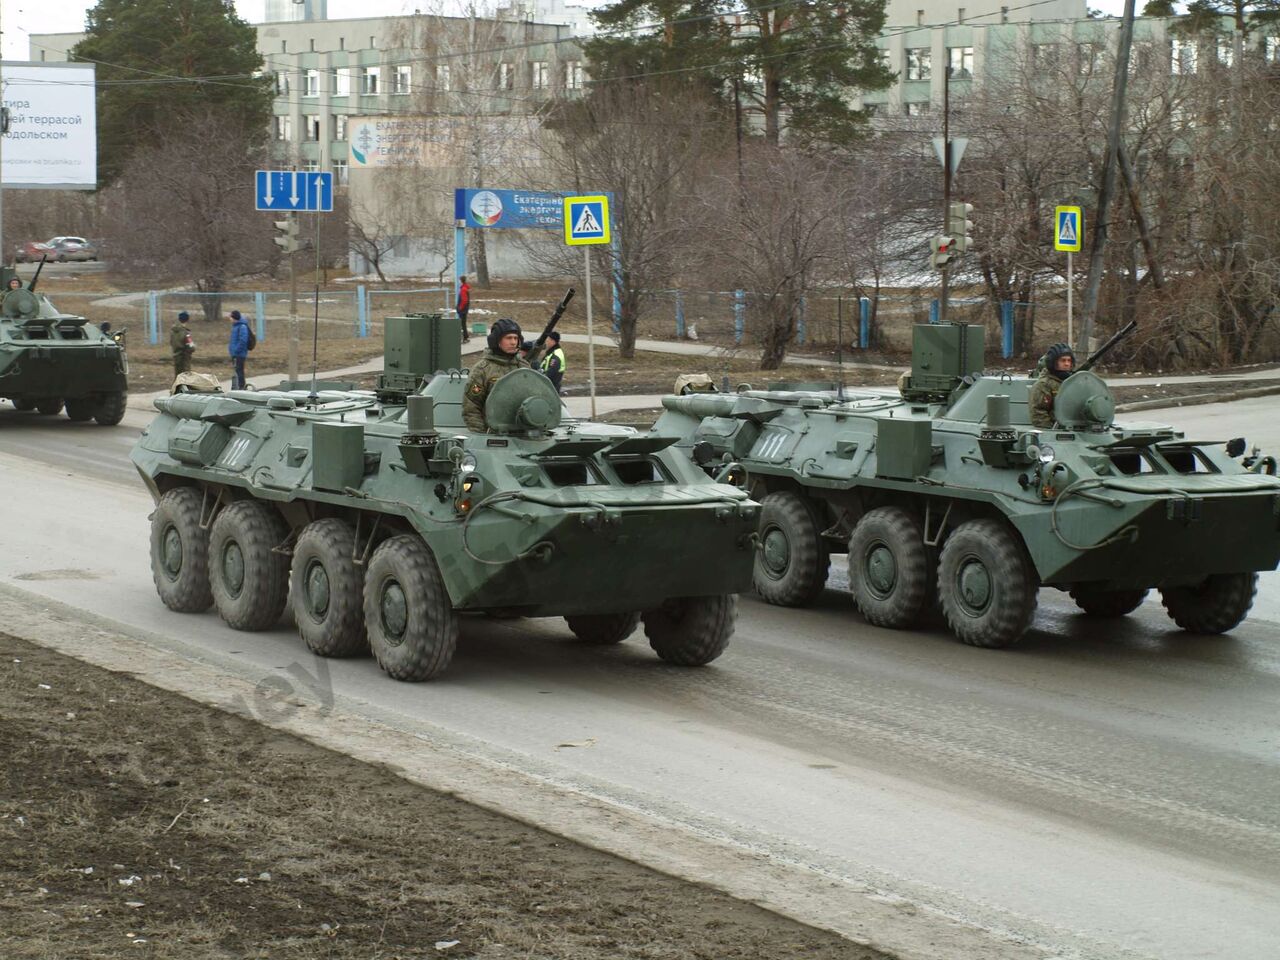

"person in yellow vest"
[539,330,566,395]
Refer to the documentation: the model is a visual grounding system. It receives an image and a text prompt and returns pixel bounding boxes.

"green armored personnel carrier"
[0,263,129,425]
[654,321,1280,648]
[131,309,758,682]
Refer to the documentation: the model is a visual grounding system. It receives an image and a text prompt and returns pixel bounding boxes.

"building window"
[303,160,320,173]
[334,114,348,141]
[273,116,292,141]
[906,48,931,80]
[303,115,320,141]
[392,65,411,94]
[905,101,930,116]
[333,159,349,185]
[1171,38,1197,74]
[276,71,290,95]
[435,63,451,90]
[1216,36,1234,65]
[566,60,584,90]
[362,66,380,94]
[303,69,320,96]
[1032,43,1059,70]
[1266,36,1280,62]
[1077,42,1102,75]
[334,68,351,96]
[498,62,514,89]
[948,47,973,79]
[532,61,549,89]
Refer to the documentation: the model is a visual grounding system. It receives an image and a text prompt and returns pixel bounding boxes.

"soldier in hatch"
[463,318,530,432]
[1029,341,1075,429]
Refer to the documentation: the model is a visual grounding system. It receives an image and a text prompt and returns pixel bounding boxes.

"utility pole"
[1078,0,1136,354]
[939,65,952,323]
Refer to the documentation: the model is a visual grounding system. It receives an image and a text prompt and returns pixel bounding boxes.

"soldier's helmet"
[487,317,522,353]
[1044,342,1075,380]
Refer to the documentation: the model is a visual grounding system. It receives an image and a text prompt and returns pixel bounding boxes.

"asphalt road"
[1,397,1278,960]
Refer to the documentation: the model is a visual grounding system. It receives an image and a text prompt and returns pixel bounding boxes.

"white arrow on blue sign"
[255,170,333,212]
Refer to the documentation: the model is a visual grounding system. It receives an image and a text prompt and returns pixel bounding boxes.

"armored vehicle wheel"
[565,611,641,645]
[36,398,64,416]
[1069,584,1148,618]
[938,519,1038,648]
[150,487,214,613]
[291,519,368,658]
[364,535,457,681]
[753,492,830,606]
[642,595,736,666]
[94,391,128,426]
[847,507,931,629]
[208,500,290,631]
[1160,573,1257,634]
[12,399,36,412]
[65,398,95,422]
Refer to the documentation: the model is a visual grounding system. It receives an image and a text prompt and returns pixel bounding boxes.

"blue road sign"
[1054,205,1082,252]
[564,196,610,245]
[255,170,333,212]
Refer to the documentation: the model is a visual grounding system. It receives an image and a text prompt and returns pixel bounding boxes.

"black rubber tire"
[565,611,641,645]
[364,535,457,681]
[208,500,290,631]
[12,399,36,412]
[847,506,931,629]
[36,398,64,416]
[149,487,214,613]
[94,391,128,426]
[1069,584,1149,618]
[1160,573,1257,634]
[642,595,736,666]
[65,398,95,422]
[937,518,1038,648]
[753,491,830,606]
[290,519,368,658]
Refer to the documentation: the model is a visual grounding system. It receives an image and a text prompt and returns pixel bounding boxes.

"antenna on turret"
[835,295,845,402]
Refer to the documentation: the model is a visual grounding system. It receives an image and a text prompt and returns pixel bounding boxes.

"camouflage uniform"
[1028,371,1062,429]
[170,321,194,375]
[463,352,530,431]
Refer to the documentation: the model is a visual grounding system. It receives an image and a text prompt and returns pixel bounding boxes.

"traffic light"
[273,218,299,253]
[948,201,974,253]
[930,235,956,270]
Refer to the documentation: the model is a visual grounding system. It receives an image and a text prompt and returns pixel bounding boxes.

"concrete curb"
[1116,383,1280,413]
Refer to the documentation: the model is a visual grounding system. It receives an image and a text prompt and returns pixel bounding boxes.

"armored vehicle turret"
[654,322,1280,648]
[0,263,129,425]
[131,308,758,682]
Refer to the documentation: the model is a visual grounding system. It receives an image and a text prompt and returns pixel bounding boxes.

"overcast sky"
[2,0,1138,61]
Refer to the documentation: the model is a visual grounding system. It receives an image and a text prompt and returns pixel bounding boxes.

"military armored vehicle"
[131,310,758,682]
[0,262,129,425]
[654,321,1280,648]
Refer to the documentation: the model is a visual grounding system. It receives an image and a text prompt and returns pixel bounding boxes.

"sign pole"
[1066,250,1073,347]
[288,208,299,382]
[585,247,596,419]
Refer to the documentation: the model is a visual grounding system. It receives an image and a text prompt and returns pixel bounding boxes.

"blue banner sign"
[454,188,570,230]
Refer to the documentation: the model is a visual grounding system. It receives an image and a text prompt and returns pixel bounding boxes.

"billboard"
[1,62,98,189]
[349,116,539,169]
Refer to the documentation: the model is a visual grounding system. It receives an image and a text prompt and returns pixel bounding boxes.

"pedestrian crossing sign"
[1054,205,1083,252]
[564,195,610,246]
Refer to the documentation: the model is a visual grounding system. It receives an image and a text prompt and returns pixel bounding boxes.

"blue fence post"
[929,299,940,324]
[454,225,466,307]
[1001,300,1014,359]
[859,297,870,349]
[733,289,745,344]
[147,291,159,345]
[674,290,685,338]
[796,296,806,345]
[357,285,368,338]
[254,292,267,343]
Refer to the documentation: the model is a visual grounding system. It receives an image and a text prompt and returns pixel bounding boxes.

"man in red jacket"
[457,275,471,343]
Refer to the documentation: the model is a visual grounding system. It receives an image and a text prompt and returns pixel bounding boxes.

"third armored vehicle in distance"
[0,262,128,425]
[132,304,758,681]
[654,321,1280,648]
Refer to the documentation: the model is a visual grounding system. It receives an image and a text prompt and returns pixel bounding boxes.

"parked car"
[13,240,53,263]
[44,236,98,262]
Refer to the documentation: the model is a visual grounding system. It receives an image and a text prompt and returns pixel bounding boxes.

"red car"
[13,240,53,263]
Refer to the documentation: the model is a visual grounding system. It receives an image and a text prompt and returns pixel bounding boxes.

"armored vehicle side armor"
[131,310,758,681]
[0,264,129,425]
[654,322,1280,648]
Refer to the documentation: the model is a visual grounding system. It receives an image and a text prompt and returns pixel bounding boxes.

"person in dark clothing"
[539,330,566,394]
[227,310,251,389]
[457,275,471,342]
[1029,342,1075,429]
[171,311,195,376]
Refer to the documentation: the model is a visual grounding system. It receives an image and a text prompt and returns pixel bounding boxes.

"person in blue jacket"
[227,310,251,389]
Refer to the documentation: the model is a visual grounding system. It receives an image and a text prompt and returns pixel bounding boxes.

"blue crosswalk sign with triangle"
[564,195,610,245]
[1054,205,1082,252]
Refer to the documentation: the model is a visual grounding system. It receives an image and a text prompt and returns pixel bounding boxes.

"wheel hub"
[865,544,897,596]
[305,561,331,619]
[957,559,992,613]
[380,580,408,645]
[221,541,245,598]
[761,528,790,577]
[162,526,183,580]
